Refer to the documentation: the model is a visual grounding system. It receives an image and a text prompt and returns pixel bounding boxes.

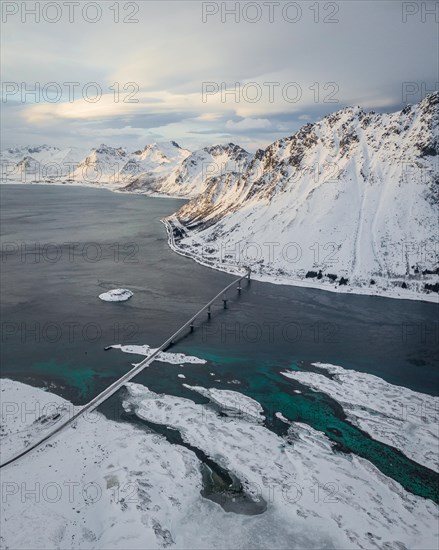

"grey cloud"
[1,0,438,150]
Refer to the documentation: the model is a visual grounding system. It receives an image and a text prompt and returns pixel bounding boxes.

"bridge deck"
[0,269,251,469]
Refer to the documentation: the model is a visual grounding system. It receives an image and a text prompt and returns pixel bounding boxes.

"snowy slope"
[118,141,192,192]
[72,144,128,184]
[152,143,253,197]
[165,93,439,300]
[1,144,63,164]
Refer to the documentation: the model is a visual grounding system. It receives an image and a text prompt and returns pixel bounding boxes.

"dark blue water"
[1,184,437,399]
[1,184,438,501]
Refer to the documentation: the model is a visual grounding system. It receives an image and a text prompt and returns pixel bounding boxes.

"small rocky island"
[98,289,133,302]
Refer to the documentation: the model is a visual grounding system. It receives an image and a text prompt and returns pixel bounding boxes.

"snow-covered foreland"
[1,374,438,550]
[98,289,134,302]
[281,363,439,472]
[2,94,438,300]
[182,384,265,422]
[110,343,206,365]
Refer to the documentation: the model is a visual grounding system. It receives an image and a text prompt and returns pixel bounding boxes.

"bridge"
[0,269,251,469]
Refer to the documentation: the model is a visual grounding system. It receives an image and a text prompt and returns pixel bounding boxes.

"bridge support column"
[222,293,228,309]
[207,305,211,319]
[190,324,194,333]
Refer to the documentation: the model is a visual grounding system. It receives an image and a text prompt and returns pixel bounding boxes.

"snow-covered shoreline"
[110,343,207,365]
[162,217,439,304]
[2,180,437,303]
[281,362,439,472]
[0,180,187,200]
[2,376,438,549]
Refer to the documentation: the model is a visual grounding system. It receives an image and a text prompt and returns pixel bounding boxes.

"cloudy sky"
[1,0,438,152]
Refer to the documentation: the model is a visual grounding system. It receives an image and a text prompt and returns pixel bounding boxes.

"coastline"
[161,217,439,304]
[2,181,437,304]
[0,179,188,200]
[2,377,438,549]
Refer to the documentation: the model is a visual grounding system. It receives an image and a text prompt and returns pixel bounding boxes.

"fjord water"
[1,184,438,501]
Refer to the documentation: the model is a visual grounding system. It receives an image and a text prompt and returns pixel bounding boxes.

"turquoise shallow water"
[145,344,438,503]
[1,184,438,502]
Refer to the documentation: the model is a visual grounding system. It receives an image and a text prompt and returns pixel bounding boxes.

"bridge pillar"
[190,324,194,333]
[207,305,211,318]
[222,293,228,309]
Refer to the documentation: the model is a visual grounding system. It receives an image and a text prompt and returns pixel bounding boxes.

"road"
[0,269,251,469]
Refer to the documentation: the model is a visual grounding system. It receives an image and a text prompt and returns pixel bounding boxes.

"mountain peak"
[169,94,438,299]
[418,92,439,117]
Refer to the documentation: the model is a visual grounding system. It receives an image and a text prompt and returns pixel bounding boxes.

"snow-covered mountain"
[151,143,253,197]
[71,143,134,184]
[2,95,437,298]
[118,141,191,193]
[119,142,252,196]
[0,140,252,197]
[1,144,62,163]
[165,93,439,299]
[1,144,89,180]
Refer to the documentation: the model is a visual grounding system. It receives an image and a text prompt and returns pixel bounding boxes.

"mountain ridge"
[165,93,438,300]
[2,94,438,299]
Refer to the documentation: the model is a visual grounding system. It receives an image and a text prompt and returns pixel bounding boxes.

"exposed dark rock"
[425,283,439,293]
[422,267,439,275]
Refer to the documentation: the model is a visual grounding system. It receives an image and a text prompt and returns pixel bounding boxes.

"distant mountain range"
[2,93,438,299]
[0,140,251,198]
